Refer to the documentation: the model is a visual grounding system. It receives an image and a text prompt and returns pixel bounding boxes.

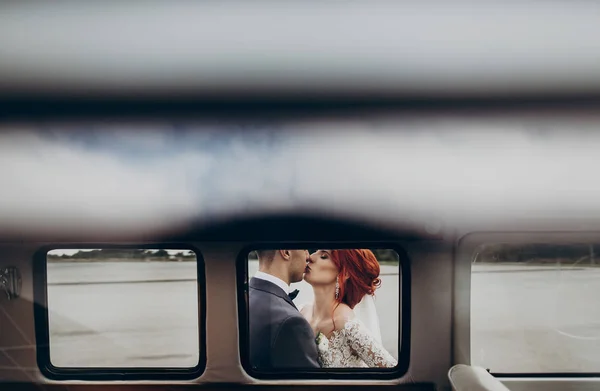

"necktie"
[288,289,299,300]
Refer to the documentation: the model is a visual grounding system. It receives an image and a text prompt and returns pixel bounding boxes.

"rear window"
[35,246,205,380]
[471,242,600,374]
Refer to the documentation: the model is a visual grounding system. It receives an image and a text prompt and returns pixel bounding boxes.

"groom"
[249,249,320,370]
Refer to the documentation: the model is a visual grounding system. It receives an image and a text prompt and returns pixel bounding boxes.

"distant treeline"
[48,249,196,262]
[248,249,399,264]
[476,243,598,264]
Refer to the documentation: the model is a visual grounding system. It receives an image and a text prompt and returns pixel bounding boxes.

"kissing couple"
[249,249,397,369]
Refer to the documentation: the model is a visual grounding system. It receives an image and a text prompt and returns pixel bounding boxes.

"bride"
[300,249,397,368]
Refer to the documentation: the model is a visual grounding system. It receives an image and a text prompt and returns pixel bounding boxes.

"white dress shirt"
[253,271,290,295]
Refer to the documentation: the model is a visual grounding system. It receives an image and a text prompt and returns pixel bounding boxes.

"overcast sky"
[2,115,600,236]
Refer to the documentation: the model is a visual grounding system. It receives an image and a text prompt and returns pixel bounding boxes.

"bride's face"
[304,249,338,286]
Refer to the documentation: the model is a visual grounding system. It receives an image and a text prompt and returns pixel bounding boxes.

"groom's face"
[287,249,310,283]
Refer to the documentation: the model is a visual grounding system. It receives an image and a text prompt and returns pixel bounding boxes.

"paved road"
[44,261,600,372]
[47,262,199,367]
[471,263,600,373]
[46,261,398,368]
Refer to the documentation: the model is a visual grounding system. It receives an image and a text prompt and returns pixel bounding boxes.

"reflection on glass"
[46,248,199,368]
[247,248,399,370]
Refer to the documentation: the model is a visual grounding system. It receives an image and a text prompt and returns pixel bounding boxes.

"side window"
[238,245,409,379]
[471,243,600,374]
[36,246,205,380]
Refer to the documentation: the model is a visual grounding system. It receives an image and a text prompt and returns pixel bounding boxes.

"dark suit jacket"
[249,277,320,370]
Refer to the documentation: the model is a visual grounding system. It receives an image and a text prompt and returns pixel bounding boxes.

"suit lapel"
[249,277,297,310]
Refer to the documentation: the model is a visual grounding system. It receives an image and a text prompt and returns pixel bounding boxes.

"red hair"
[330,249,382,309]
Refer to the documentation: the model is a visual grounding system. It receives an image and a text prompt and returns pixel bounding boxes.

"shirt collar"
[253,271,290,295]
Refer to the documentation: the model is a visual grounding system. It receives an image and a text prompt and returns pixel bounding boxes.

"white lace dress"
[315,318,397,368]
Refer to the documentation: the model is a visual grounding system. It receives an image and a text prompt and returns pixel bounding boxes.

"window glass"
[45,248,200,368]
[243,247,402,376]
[472,243,600,373]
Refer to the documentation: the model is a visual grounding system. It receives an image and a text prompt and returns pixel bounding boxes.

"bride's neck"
[312,284,337,319]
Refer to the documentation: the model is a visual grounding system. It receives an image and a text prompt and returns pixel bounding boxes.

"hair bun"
[369,277,382,294]
[332,249,382,307]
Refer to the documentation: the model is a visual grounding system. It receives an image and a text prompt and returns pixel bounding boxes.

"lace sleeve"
[344,319,398,368]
